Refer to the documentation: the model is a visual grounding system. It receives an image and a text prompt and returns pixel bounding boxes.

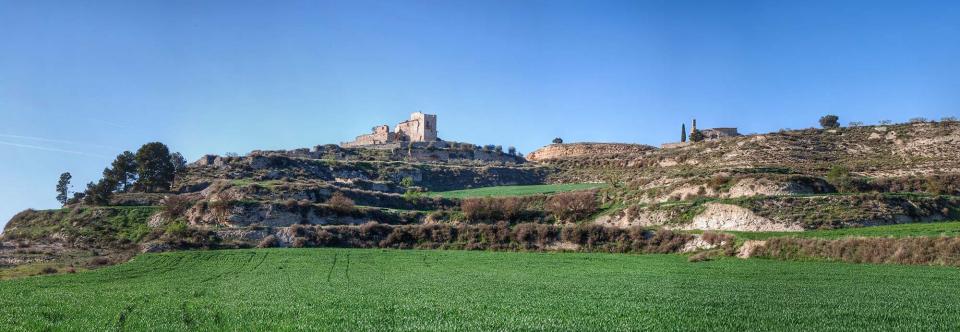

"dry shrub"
[291,237,308,248]
[546,191,598,222]
[258,235,279,248]
[327,192,355,214]
[688,251,715,262]
[253,222,696,254]
[90,257,112,267]
[460,197,524,222]
[753,237,960,266]
[161,195,194,219]
[701,231,734,245]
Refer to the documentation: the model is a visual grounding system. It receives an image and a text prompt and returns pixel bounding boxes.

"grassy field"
[430,183,606,199]
[730,221,960,240]
[1,249,959,330]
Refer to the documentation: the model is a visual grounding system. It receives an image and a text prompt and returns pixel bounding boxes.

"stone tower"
[691,118,697,135]
[395,112,438,142]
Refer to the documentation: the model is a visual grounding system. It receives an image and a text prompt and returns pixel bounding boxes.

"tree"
[83,177,117,205]
[681,124,687,143]
[105,151,137,192]
[826,165,851,193]
[508,146,517,155]
[819,115,840,129]
[170,152,187,175]
[56,172,72,206]
[689,129,704,142]
[135,142,175,192]
[552,137,563,144]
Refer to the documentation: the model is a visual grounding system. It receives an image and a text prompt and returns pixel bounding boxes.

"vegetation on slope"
[2,249,960,330]
[729,221,960,240]
[429,183,606,199]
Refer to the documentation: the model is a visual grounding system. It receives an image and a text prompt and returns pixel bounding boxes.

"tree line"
[56,142,187,206]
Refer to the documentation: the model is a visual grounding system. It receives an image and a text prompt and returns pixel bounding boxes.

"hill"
[3,120,960,273]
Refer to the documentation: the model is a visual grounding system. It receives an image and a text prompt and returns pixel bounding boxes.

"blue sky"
[1,0,959,228]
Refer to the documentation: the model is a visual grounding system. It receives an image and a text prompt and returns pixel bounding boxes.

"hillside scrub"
[545,191,599,222]
[752,236,960,266]
[276,222,692,253]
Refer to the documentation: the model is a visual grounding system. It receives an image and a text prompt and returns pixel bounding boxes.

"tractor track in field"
[325,251,339,283]
[344,252,351,282]
[251,252,269,271]
[198,252,258,284]
[113,294,151,332]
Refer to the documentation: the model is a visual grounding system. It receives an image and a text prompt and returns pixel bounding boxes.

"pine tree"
[105,151,137,192]
[135,142,175,192]
[56,172,72,206]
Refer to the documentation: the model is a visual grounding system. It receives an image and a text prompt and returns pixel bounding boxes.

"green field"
[730,221,960,240]
[1,249,959,330]
[430,183,606,199]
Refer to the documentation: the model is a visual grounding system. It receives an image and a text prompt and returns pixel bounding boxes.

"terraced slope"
[1,249,959,330]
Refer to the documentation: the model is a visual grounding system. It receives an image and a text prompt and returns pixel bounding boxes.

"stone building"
[661,118,740,148]
[342,112,439,147]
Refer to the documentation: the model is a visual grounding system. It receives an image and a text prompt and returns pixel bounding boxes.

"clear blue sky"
[2,0,959,228]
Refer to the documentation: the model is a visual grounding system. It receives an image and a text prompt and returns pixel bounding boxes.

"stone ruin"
[661,118,740,148]
[342,112,438,147]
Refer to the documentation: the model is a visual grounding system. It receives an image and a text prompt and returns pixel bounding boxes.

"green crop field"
[1,249,959,330]
[430,183,606,199]
[730,221,960,240]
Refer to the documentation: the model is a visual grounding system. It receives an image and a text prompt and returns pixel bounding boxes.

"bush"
[291,237,308,248]
[257,235,279,248]
[701,231,734,245]
[688,251,715,263]
[327,192,355,214]
[545,191,598,222]
[753,237,960,266]
[40,266,59,274]
[819,115,840,129]
[460,197,524,222]
[161,195,194,219]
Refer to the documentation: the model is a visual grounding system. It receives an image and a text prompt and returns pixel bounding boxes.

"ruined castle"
[342,112,439,147]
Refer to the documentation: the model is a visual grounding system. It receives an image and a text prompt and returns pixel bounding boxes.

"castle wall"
[343,112,438,147]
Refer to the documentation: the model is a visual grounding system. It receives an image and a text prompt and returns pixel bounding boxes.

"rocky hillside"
[4,120,960,273]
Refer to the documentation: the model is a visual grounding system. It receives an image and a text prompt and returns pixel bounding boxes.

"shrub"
[545,191,598,222]
[460,197,524,222]
[753,237,960,266]
[701,231,734,245]
[327,192,355,214]
[552,137,563,144]
[161,195,194,219]
[40,266,59,274]
[688,251,715,262]
[689,129,704,142]
[819,115,840,128]
[291,237,308,248]
[257,235,279,248]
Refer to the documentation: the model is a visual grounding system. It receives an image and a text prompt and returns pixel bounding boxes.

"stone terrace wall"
[527,143,657,162]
